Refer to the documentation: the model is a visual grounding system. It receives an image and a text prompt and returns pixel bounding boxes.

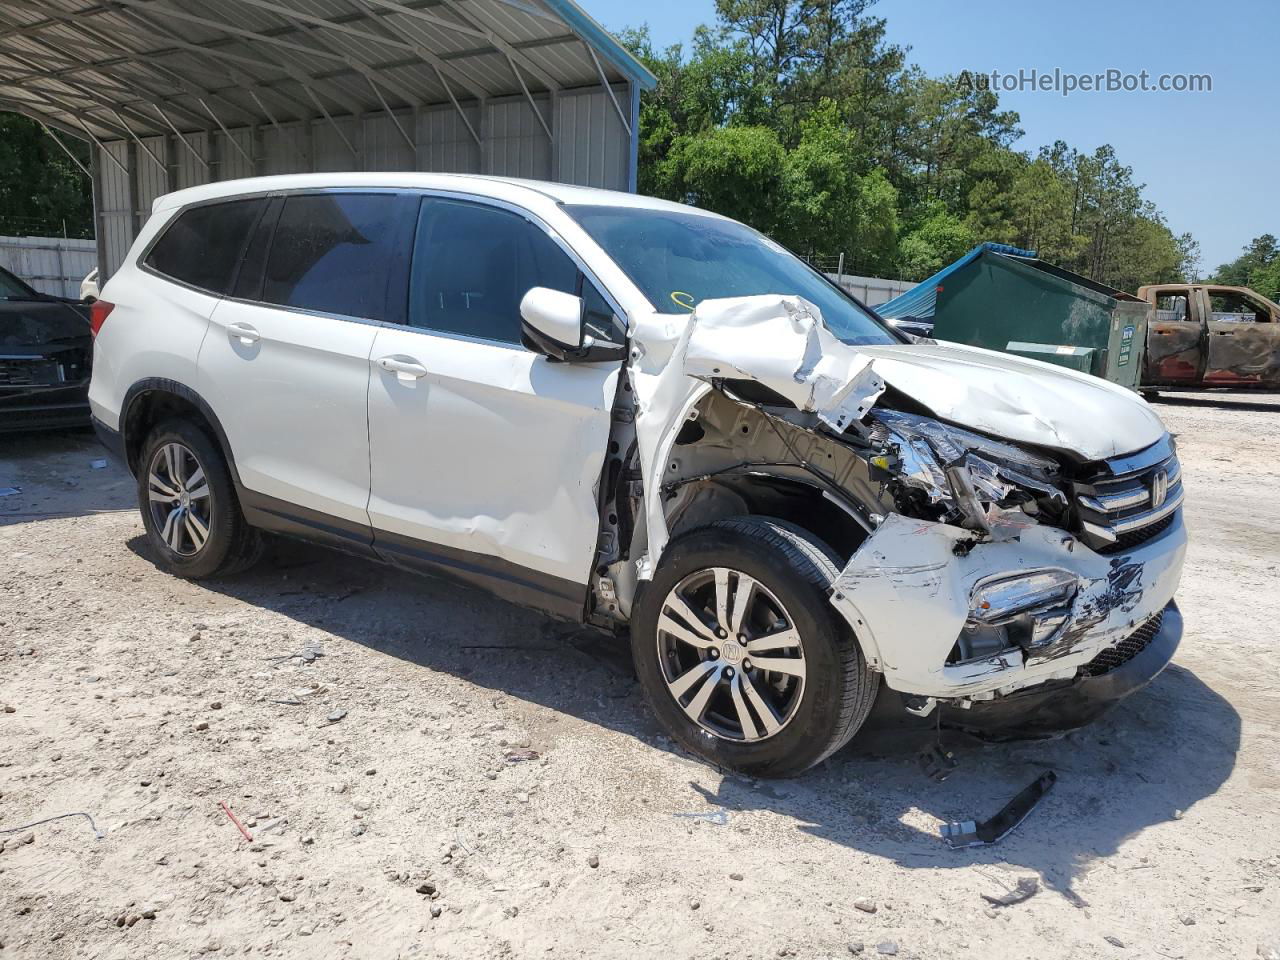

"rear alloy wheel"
[632,517,877,777]
[137,418,262,579]
[146,441,213,557]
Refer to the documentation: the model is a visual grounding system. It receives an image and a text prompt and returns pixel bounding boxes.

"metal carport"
[0,0,655,281]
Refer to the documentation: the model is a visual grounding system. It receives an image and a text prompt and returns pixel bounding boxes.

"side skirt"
[372,528,587,622]
[238,489,587,622]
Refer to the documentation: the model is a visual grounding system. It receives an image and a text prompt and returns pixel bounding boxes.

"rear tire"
[137,418,262,579]
[631,517,877,777]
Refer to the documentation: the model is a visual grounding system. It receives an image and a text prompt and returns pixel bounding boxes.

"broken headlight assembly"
[868,409,1067,532]
[951,569,1080,664]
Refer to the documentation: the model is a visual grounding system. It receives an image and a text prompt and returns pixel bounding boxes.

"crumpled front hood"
[855,341,1167,462]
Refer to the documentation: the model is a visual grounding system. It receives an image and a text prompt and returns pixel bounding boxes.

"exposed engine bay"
[590,294,1186,708]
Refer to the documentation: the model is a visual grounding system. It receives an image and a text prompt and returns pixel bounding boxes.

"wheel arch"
[665,473,870,564]
[121,378,240,487]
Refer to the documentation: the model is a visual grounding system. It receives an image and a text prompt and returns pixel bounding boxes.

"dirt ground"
[2,391,1278,960]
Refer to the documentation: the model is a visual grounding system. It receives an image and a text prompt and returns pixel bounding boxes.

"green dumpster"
[877,243,1151,390]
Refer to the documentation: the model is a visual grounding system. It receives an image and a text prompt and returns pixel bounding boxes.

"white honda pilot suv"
[90,174,1187,777]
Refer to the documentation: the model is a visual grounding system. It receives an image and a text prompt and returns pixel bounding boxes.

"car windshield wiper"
[0,294,57,303]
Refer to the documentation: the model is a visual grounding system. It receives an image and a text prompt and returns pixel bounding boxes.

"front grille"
[1073,438,1182,553]
[1080,612,1163,677]
[1100,512,1175,554]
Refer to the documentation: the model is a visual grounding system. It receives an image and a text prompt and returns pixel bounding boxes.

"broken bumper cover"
[939,600,1181,735]
[829,511,1186,701]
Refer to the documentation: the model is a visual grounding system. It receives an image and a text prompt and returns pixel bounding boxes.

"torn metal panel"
[828,512,1186,698]
[680,295,885,432]
[626,294,886,576]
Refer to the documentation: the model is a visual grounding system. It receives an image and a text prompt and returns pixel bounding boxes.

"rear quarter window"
[144,198,264,295]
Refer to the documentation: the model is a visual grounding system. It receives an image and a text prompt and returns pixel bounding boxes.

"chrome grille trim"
[1074,437,1183,551]
[1080,461,1182,513]
[1080,485,1185,542]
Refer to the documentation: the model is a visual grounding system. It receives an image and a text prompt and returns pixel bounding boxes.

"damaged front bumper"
[829,510,1186,711]
[938,601,1180,736]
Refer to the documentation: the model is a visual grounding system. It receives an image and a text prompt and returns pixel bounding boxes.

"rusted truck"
[1138,283,1280,391]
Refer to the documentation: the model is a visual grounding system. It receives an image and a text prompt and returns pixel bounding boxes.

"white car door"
[366,195,623,617]
[198,191,418,548]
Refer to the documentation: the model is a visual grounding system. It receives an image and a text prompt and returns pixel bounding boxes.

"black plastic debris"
[918,743,959,782]
[940,770,1057,848]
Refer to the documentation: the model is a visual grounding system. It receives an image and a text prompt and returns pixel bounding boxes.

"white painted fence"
[0,236,96,299]
[825,272,915,307]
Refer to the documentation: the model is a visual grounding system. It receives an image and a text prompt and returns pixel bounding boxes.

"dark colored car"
[0,264,93,433]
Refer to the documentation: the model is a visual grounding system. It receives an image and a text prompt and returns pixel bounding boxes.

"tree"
[1212,235,1279,296]
[897,202,974,279]
[0,113,93,237]
[661,125,788,231]
[776,100,897,271]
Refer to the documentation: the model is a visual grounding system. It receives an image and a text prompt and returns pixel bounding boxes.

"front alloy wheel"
[147,441,212,556]
[632,517,878,778]
[657,567,806,742]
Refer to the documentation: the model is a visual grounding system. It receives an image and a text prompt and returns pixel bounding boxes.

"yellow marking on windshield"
[670,290,696,312]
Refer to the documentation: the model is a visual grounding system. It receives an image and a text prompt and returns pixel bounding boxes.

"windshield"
[564,204,897,345]
[0,266,37,299]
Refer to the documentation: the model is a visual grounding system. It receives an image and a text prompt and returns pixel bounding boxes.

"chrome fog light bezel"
[948,570,1081,665]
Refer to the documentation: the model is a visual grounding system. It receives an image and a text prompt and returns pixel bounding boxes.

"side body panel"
[366,323,618,611]
[88,218,218,430]
[198,298,377,528]
[1202,286,1280,386]
[1142,285,1205,385]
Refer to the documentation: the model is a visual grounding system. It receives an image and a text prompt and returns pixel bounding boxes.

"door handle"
[376,356,428,380]
[227,322,260,344]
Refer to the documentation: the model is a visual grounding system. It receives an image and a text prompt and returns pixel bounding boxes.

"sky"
[588,0,1279,274]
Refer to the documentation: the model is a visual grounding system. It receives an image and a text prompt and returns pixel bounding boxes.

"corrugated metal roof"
[876,243,1037,321]
[0,0,655,140]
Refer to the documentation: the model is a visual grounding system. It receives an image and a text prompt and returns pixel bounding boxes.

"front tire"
[632,517,876,777]
[137,418,262,579]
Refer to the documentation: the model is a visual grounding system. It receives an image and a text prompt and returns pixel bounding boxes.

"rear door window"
[145,198,264,295]
[1209,290,1270,323]
[261,193,417,324]
[408,197,618,345]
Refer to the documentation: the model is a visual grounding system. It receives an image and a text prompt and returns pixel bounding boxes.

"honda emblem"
[1150,469,1168,509]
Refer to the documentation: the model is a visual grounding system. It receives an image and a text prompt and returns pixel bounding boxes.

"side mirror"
[520,286,626,363]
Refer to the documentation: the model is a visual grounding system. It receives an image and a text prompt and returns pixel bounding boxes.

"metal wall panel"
[417,104,480,173]
[175,132,211,189]
[216,128,256,181]
[134,136,169,214]
[99,141,132,278]
[362,114,415,172]
[313,117,360,172]
[556,84,628,190]
[90,81,634,281]
[0,236,98,299]
[487,97,552,180]
[261,125,309,175]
